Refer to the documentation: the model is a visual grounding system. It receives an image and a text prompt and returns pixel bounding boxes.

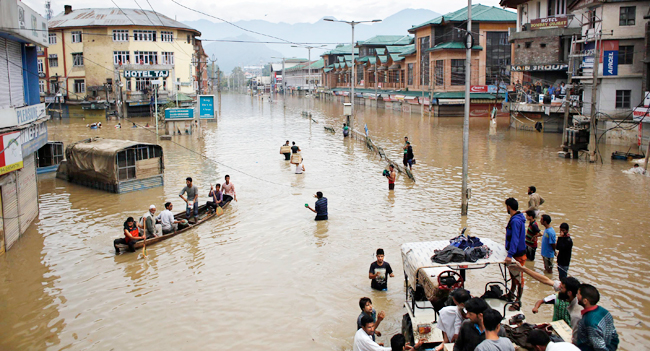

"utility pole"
[461,0,472,216]
[217,65,221,116]
[588,32,600,163]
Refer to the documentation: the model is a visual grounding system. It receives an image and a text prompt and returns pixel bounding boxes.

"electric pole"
[461,0,472,216]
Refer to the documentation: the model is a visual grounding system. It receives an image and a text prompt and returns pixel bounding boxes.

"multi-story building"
[501,0,581,87]
[355,35,414,91]
[569,0,649,117]
[44,6,201,117]
[194,39,209,94]
[322,44,358,89]
[284,59,324,91]
[0,0,51,253]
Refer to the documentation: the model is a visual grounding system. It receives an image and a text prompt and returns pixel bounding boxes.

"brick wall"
[512,36,561,65]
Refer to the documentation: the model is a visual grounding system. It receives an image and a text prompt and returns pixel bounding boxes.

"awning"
[324,68,333,73]
[389,64,401,70]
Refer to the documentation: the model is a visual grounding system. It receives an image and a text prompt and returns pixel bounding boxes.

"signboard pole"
[155,86,159,138]
[589,37,600,163]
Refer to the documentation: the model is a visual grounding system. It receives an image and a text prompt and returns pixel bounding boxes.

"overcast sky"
[25,0,503,24]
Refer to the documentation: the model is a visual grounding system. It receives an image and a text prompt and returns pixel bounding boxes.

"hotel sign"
[123,70,169,78]
[530,16,568,30]
[510,64,568,72]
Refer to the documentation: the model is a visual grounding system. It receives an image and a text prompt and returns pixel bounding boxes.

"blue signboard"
[198,95,215,119]
[603,50,618,76]
[165,108,194,120]
[20,120,48,156]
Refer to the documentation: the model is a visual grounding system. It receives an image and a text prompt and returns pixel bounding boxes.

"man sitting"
[157,202,180,235]
[207,183,224,212]
[138,204,160,239]
[114,216,144,253]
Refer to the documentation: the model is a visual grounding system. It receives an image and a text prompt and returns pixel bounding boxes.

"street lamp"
[291,44,326,96]
[271,56,288,95]
[324,17,381,129]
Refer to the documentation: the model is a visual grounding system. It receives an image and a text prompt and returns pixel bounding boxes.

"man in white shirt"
[354,315,391,351]
[437,288,470,345]
[526,329,579,350]
[138,204,161,238]
[156,202,180,234]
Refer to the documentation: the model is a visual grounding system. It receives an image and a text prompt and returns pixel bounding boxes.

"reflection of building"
[44,6,201,117]
[0,0,51,253]
[569,0,649,117]
[501,0,581,86]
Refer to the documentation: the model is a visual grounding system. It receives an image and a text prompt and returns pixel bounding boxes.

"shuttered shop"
[0,37,25,109]
[17,154,38,233]
[1,173,20,250]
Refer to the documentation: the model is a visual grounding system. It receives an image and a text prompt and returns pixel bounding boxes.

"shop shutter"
[1,174,20,250]
[6,39,24,107]
[17,154,38,233]
[0,37,11,109]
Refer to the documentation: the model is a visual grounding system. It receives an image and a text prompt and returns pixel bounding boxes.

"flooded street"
[0,93,648,350]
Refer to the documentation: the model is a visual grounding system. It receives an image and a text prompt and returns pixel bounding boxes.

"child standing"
[369,248,394,291]
[556,223,573,280]
[540,214,557,274]
[524,210,542,261]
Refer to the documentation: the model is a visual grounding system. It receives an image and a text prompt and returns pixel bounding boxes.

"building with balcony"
[0,0,51,253]
[43,6,201,117]
[355,35,414,91]
[569,0,649,117]
[322,44,358,89]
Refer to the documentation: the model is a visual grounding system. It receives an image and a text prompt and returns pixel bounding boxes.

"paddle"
[142,216,148,258]
[216,206,224,216]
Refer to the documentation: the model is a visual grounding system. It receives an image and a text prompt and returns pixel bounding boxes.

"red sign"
[470,85,488,93]
[639,123,643,147]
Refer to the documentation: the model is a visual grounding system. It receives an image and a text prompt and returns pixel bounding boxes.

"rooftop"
[410,4,516,32]
[358,35,413,46]
[322,44,359,56]
[48,7,200,35]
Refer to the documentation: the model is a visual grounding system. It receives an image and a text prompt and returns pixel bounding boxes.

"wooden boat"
[115,201,229,251]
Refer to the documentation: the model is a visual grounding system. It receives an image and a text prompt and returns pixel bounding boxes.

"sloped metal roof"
[409,4,516,32]
[358,35,414,46]
[48,8,200,34]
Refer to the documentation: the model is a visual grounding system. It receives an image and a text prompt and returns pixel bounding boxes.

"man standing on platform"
[504,197,527,309]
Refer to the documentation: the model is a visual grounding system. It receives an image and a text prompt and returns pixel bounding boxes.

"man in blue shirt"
[505,197,527,308]
[306,191,328,221]
[540,214,557,274]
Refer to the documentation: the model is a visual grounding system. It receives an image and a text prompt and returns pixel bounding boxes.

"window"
[187,34,191,43]
[356,65,363,85]
[161,52,174,65]
[419,36,430,52]
[161,31,173,42]
[117,149,136,180]
[71,31,82,43]
[485,32,511,85]
[615,90,631,108]
[618,45,634,65]
[407,63,414,85]
[48,54,58,67]
[548,0,566,16]
[113,30,129,42]
[451,59,465,85]
[135,145,161,161]
[37,59,44,73]
[39,80,45,94]
[619,6,635,26]
[48,33,57,44]
[589,9,597,29]
[74,79,85,94]
[420,57,429,86]
[135,77,154,91]
[134,51,158,65]
[49,82,57,93]
[114,51,130,65]
[133,30,156,41]
[72,52,83,66]
[435,60,444,86]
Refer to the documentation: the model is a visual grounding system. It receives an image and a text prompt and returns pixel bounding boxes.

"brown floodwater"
[0,94,648,350]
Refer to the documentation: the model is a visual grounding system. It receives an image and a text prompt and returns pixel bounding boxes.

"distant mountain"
[203,34,283,73]
[184,8,440,67]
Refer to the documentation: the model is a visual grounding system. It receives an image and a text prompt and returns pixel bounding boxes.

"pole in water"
[461,0,472,216]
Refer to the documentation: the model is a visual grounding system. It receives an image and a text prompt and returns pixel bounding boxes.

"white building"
[284,59,324,91]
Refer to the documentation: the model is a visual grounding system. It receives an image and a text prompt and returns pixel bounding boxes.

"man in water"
[306,191,327,220]
[291,141,301,154]
[295,159,305,174]
[157,202,180,234]
[630,163,646,175]
[281,140,291,160]
[179,177,199,222]
[343,123,350,137]
[387,164,396,190]
[114,216,144,253]
[527,186,545,216]
[504,197,527,309]
[222,175,237,203]
[369,249,394,291]
[403,142,414,170]
[354,315,392,351]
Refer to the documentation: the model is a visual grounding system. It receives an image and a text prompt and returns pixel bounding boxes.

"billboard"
[198,95,215,119]
[0,132,23,176]
[164,108,194,120]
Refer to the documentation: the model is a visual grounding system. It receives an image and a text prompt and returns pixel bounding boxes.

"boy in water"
[369,249,394,291]
[525,210,542,261]
[556,223,573,280]
[356,297,385,340]
[540,214,557,274]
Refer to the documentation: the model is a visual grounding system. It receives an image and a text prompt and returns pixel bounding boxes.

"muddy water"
[0,94,648,350]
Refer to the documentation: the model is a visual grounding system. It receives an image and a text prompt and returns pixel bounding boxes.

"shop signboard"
[164,108,194,121]
[20,120,47,156]
[0,131,23,176]
[510,64,568,72]
[531,16,568,30]
[123,70,169,78]
[470,85,488,93]
[603,50,618,76]
[198,95,215,119]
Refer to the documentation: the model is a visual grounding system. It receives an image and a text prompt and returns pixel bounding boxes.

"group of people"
[114,175,237,253]
[281,140,305,174]
[503,187,619,351]
[514,80,569,104]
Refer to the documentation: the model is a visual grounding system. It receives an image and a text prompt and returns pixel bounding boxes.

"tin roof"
[358,35,413,46]
[426,42,483,51]
[48,8,200,35]
[410,4,516,32]
[322,44,359,56]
